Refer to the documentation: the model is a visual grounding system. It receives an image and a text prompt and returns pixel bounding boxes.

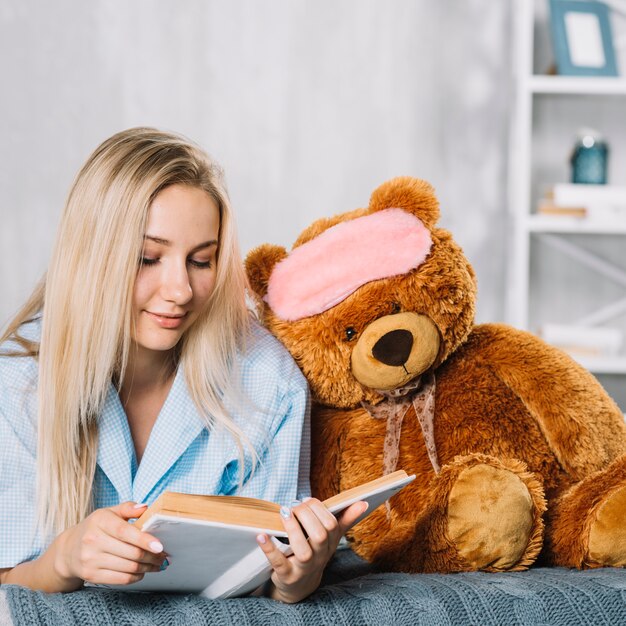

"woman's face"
[132,184,220,357]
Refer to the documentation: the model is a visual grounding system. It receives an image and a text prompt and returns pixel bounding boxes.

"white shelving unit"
[507,0,626,384]
[529,75,626,95]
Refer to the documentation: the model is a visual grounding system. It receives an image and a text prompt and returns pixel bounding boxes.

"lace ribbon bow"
[361,371,439,477]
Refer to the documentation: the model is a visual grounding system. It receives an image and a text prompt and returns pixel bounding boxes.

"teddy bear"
[245,177,626,573]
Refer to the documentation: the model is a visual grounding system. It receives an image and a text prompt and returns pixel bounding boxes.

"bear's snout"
[351,312,440,391]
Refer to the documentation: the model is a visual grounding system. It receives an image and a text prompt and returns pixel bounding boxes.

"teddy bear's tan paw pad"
[588,484,626,567]
[447,464,534,570]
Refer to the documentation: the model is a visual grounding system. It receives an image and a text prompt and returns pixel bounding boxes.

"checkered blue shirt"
[0,317,310,568]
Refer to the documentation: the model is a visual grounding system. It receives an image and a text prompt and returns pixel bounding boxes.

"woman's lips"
[146,311,188,329]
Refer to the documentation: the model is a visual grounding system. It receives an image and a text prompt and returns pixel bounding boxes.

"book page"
[324,471,415,525]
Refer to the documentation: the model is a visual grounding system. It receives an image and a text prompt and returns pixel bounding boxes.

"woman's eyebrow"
[144,235,218,252]
[145,235,170,245]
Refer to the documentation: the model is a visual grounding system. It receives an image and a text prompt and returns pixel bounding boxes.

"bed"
[2,548,625,625]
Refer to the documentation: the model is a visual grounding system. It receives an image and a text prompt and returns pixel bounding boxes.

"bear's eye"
[345,327,357,341]
[391,302,401,314]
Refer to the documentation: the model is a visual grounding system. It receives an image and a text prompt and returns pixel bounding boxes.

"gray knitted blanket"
[2,550,626,625]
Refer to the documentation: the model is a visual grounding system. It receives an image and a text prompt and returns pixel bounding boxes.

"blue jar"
[570,129,609,185]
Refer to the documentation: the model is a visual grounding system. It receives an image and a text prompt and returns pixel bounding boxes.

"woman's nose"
[161,262,193,304]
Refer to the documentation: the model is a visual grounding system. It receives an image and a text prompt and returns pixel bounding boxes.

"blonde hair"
[1,128,252,533]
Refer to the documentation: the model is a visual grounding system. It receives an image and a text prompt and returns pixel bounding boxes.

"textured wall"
[0,0,512,328]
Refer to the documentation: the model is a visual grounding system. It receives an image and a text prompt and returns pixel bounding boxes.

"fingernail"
[361,501,369,513]
[159,558,170,571]
[133,503,148,509]
[149,540,164,553]
[256,534,267,545]
[279,505,291,519]
[290,500,301,509]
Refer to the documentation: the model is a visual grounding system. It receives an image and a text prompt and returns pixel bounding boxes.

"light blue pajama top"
[0,317,310,568]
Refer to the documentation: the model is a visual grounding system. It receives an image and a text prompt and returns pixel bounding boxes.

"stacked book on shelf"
[537,184,626,223]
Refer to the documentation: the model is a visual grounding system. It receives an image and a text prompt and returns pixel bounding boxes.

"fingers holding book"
[255,498,368,603]
[335,499,369,535]
[53,501,169,588]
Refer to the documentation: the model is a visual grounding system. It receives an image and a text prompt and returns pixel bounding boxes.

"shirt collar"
[96,386,135,502]
[97,367,207,504]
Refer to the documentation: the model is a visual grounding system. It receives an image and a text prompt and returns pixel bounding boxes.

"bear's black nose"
[372,329,413,366]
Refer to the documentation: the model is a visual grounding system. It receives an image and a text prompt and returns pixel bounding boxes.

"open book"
[105,470,414,598]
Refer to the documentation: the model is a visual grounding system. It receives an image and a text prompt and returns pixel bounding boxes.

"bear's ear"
[245,244,288,298]
[292,208,368,248]
[368,176,440,229]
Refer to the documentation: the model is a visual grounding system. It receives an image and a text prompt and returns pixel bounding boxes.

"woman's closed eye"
[188,258,212,269]
[140,257,213,269]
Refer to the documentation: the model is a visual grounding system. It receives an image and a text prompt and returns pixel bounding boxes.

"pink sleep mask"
[265,208,432,321]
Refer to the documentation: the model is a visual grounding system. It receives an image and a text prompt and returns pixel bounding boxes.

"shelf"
[571,355,626,375]
[526,215,626,234]
[528,75,626,96]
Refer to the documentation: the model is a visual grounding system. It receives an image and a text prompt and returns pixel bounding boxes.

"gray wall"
[0,0,512,329]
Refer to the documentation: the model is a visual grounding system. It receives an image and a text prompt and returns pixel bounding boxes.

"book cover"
[98,470,415,598]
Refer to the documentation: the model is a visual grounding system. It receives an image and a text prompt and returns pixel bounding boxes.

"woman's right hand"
[52,501,167,590]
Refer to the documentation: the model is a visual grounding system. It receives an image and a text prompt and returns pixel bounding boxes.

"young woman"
[0,128,366,602]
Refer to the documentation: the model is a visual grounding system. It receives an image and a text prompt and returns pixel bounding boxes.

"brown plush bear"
[245,177,626,573]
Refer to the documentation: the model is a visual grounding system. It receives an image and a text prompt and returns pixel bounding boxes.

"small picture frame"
[548,0,619,76]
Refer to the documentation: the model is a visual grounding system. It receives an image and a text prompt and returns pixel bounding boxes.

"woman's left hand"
[256,498,368,603]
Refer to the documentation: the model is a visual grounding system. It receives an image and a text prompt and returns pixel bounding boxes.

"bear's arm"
[457,323,626,481]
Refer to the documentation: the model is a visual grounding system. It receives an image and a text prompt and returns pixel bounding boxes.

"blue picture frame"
[548,0,619,76]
